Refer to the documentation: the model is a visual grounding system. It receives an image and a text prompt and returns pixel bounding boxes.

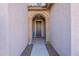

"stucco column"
[28,17,32,44]
[46,17,49,42]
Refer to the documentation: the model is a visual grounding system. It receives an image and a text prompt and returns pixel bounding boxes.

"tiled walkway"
[21,38,59,56]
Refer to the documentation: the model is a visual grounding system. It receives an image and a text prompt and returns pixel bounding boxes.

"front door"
[36,21,41,37]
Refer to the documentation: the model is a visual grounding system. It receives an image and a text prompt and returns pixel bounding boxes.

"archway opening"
[32,14,46,40]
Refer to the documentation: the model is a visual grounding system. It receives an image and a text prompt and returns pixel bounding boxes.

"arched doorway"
[32,14,46,40]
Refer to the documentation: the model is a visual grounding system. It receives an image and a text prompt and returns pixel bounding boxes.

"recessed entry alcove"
[32,14,46,39]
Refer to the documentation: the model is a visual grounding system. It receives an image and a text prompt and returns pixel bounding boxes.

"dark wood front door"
[36,21,41,37]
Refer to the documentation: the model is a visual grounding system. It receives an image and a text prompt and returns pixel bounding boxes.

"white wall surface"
[8,4,28,56]
[71,4,79,56]
[0,4,9,56]
[49,3,71,56]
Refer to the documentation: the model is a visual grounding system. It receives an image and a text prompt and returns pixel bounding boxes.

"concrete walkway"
[31,38,49,56]
[21,38,59,56]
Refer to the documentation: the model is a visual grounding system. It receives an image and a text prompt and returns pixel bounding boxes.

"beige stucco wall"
[8,3,28,56]
[0,3,8,56]
[71,4,79,56]
[28,10,49,44]
[0,3,28,56]
[49,3,71,56]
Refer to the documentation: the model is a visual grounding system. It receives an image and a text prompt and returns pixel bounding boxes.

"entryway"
[32,14,46,39]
